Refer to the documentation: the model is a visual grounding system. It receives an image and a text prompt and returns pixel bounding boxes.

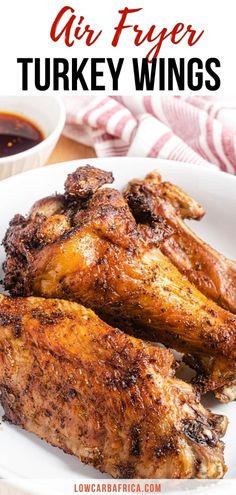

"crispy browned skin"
[185,354,236,403]
[3,166,236,401]
[64,164,114,201]
[124,171,236,314]
[0,295,227,479]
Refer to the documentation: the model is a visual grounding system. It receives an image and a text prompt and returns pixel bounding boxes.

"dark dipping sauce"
[0,112,44,158]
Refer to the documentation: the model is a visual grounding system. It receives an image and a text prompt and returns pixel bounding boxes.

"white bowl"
[0,96,66,180]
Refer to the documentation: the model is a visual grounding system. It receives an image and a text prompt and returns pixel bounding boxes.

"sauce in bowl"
[0,113,44,158]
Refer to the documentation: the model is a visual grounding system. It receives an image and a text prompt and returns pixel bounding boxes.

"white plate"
[0,158,235,494]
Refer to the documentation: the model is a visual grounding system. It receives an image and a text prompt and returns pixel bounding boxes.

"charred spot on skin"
[0,313,19,326]
[125,187,173,237]
[202,331,229,348]
[64,165,114,202]
[182,419,217,447]
[154,438,176,458]
[60,417,66,429]
[191,373,209,395]
[121,370,139,389]
[130,393,137,404]
[117,462,135,479]
[130,424,141,456]
[31,309,64,325]
[67,388,77,399]
[205,307,217,317]
[105,368,139,391]
[0,313,22,338]
[13,322,22,338]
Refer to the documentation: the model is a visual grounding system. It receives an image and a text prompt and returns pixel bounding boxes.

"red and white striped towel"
[63,96,236,174]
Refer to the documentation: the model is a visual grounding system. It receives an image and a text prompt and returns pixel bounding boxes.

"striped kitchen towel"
[63,96,236,174]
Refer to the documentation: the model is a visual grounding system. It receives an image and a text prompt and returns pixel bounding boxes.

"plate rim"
[0,156,235,188]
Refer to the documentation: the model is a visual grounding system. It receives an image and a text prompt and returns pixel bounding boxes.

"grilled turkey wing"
[124,171,236,314]
[0,295,227,479]
[3,166,236,401]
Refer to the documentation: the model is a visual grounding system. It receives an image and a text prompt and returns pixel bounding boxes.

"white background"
[0,0,235,94]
